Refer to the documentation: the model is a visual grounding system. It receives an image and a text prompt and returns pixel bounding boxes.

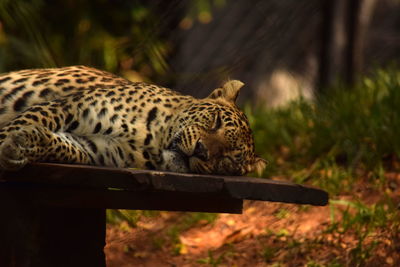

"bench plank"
[0,183,243,213]
[0,163,328,206]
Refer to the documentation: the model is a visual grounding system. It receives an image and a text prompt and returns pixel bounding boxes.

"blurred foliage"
[181,0,225,26]
[248,67,400,189]
[0,0,225,83]
[0,0,170,81]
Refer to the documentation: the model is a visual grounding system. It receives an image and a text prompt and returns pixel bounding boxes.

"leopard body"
[0,66,265,175]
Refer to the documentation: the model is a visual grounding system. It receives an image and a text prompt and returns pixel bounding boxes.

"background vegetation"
[0,0,180,82]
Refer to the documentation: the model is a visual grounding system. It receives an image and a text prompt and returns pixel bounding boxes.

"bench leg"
[0,190,106,267]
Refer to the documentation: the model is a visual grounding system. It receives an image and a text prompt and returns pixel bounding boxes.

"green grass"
[106,209,159,227]
[248,67,400,190]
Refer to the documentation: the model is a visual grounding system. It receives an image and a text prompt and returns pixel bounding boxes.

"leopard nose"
[192,139,209,161]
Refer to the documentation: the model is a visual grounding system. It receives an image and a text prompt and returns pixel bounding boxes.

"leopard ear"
[207,80,244,104]
[253,157,267,176]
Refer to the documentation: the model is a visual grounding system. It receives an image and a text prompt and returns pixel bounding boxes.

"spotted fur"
[0,66,266,175]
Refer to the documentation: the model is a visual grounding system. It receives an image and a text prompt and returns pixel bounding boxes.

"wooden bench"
[0,163,328,267]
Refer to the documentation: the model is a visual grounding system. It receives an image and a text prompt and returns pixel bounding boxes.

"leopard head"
[162,80,266,175]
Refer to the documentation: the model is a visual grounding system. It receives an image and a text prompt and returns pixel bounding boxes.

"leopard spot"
[93,122,102,134]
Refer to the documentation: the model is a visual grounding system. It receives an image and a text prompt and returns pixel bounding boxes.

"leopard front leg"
[0,130,34,170]
[0,111,93,171]
[0,124,48,170]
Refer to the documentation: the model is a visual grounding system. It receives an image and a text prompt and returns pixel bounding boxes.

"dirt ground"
[105,174,400,267]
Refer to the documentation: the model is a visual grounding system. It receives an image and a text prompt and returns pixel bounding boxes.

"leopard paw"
[0,133,29,170]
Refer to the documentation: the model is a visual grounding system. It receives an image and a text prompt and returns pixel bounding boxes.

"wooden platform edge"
[0,163,329,206]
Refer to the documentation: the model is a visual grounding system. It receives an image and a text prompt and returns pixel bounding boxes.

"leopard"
[0,66,266,175]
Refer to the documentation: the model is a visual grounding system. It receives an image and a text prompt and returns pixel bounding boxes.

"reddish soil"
[105,174,400,267]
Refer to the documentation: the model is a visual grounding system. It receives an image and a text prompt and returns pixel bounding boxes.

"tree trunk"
[319,0,376,91]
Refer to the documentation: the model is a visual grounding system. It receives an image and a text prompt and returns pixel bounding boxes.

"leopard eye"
[193,139,208,161]
[210,112,222,131]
